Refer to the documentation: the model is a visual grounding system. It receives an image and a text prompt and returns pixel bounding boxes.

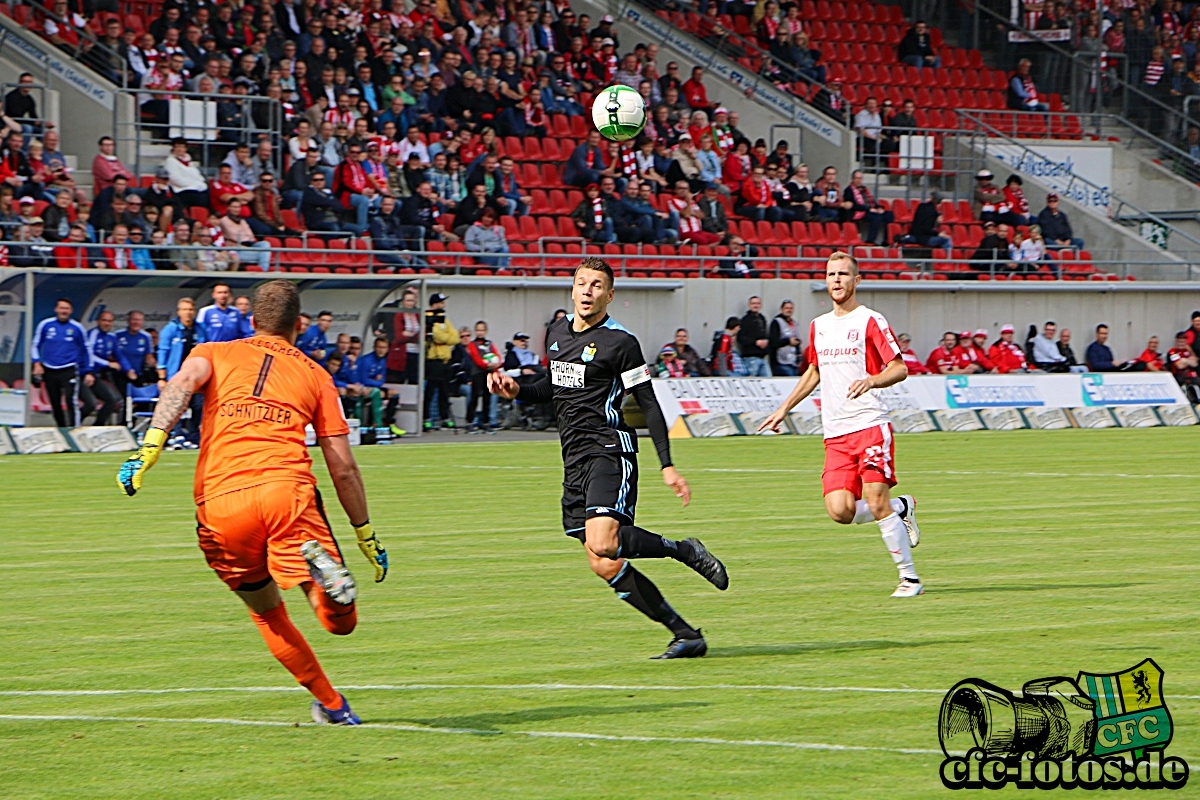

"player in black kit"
[489,257,728,659]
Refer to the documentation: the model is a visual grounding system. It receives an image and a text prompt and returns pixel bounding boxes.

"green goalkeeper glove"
[354,521,389,583]
[117,427,168,496]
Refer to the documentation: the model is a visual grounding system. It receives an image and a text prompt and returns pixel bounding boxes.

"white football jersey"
[806,305,902,439]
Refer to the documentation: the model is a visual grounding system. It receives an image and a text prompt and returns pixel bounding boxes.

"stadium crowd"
[25,284,1200,436]
[0,0,1102,277]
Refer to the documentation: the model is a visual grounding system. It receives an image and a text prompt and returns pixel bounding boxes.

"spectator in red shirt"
[1135,336,1165,371]
[949,330,985,373]
[926,331,961,373]
[965,329,997,372]
[465,320,502,432]
[682,66,716,112]
[333,143,379,234]
[988,324,1032,373]
[209,164,253,218]
[897,333,931,374]
[1168,331,1200,402]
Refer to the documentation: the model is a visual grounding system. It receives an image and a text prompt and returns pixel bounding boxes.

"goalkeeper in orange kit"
[117,280,388,725]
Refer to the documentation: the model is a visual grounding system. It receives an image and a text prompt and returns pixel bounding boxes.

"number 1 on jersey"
[252,354,274,397]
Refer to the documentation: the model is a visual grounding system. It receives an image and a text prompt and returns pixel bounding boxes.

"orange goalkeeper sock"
[249,603,342,709]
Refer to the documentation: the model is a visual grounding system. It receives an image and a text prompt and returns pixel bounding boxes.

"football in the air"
[592,84,647,142]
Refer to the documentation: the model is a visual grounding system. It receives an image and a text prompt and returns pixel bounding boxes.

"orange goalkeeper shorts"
[196,480,345,592]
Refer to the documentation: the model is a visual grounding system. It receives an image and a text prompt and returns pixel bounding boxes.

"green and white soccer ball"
[592,84,647,142]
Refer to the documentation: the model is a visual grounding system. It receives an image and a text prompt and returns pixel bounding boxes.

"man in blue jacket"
[114,310,157,395]
[156,297,206,446]
[297,310,333,362]
[82,309,123,426]
[31,298,90,427]
[563,130,610,188]
[196,283,248,342]
[357,336,398,429]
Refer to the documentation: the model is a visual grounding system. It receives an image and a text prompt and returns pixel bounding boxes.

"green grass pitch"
[1,428,1198,798]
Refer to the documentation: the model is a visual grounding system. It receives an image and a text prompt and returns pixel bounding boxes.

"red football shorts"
[196,480,344,591]
[821,422,897,498]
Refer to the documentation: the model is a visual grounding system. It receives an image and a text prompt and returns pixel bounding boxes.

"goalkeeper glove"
[117,427,168,496]
[353,520,388,583]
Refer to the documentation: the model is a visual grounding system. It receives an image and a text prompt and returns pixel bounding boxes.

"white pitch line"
[0,713,944,755]
[0,683,947,697]
[6,683,1199,700]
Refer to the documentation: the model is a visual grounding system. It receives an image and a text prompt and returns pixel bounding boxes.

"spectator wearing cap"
[1031,321,1069,372]
[590,15,620,50]
[654,345,687,378]
[989,325,1031,373]
[163,138,210,209]
[963,329,997,372]
[1036,194,1084,249]
[896,333,931,374]
[1167,332,1200,402]
[947,330,984,373]
[669,133,707,194]
[972,169,1007,223]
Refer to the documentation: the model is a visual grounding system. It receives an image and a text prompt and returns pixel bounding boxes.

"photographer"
[423,292,460,431]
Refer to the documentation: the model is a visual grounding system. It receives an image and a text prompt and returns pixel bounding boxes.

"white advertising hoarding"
[651,374,1189,430]
[986,143,1112,213]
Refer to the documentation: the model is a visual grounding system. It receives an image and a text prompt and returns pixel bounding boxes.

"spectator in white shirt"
[397,126,431,167]
[853,98,885,167]
[1030,320,1069,371]
[163,138,210,208]
[217,198,272,270]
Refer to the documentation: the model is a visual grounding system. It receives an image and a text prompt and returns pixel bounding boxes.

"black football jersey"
[521,314,654,467]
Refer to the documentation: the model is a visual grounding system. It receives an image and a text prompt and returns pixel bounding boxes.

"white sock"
[878,512,918,581]
[853,498,906,525]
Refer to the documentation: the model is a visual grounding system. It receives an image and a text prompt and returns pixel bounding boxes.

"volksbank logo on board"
[945,376,1043,408]
[1081,375,1177,406]
[939,659,1188,790]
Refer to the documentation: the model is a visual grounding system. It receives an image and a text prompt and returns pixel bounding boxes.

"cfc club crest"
[1078,659,1173,758]
[582,343,597,363]
[847,329,859,342]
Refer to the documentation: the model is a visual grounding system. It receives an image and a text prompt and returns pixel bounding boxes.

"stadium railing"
[0,0,129,89]
[113,87,285,179]
[15,239,1195,281]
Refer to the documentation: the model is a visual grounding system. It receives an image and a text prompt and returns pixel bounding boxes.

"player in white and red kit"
[760,252,923,597]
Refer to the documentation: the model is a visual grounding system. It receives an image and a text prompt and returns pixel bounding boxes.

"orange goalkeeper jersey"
[189,336,349,503]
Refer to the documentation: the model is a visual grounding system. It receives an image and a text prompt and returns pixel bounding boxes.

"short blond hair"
[827,250,859,274]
